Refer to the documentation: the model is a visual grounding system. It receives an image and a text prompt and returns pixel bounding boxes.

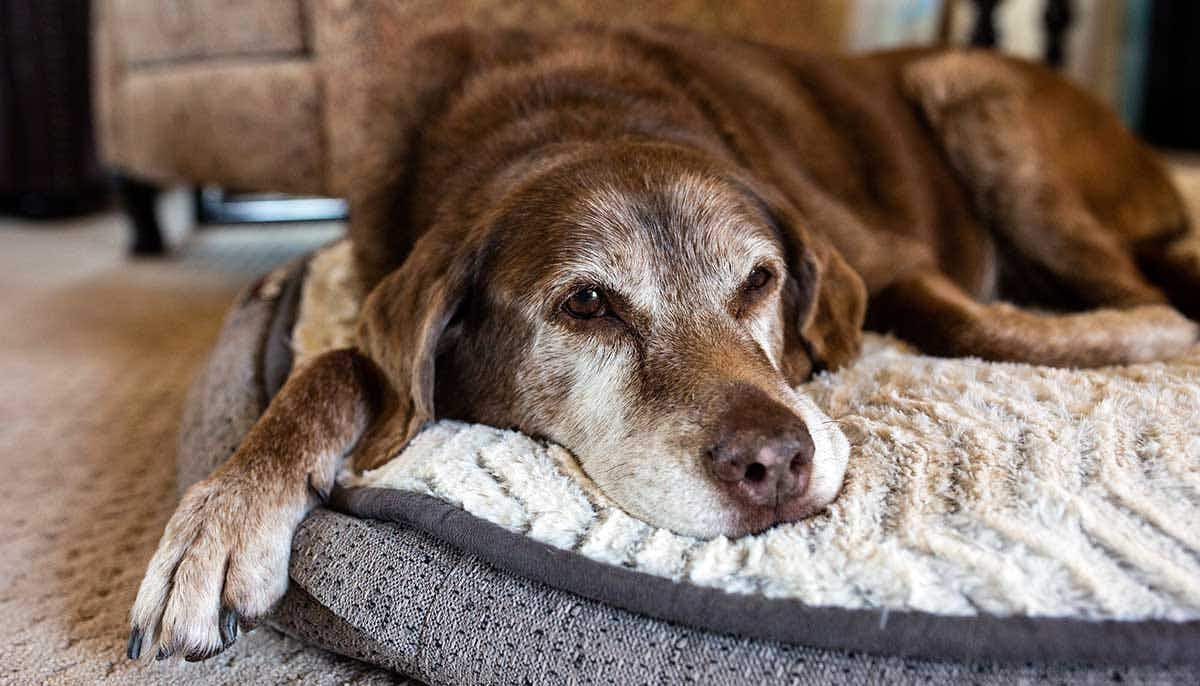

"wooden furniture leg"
[116,174,164,256]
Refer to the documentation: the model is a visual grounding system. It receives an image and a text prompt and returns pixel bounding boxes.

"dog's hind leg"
[870,270,1197,367]
[1135,214,1200,321]
[901,51,1173,311]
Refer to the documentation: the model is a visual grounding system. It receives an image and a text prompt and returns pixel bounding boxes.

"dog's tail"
[873,272,1199,368]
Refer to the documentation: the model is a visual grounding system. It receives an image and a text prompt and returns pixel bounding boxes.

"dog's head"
[358,144,864,537]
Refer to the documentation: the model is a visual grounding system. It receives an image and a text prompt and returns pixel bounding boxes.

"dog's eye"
[744,267,772,291]
[563,287,608,319]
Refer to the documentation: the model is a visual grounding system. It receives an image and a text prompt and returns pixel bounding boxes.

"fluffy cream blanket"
[297,238,1200,623]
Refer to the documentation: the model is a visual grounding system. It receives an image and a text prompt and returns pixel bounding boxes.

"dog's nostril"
[789,449,812,497]
[744,462,767,483]
[790,452,808,473]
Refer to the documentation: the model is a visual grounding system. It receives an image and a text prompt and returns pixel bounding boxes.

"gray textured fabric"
[334,488,1200,666]
[177,264,1200,685]
[282,509,1194,686]
[176,284,270,494]
[177,258,306,493]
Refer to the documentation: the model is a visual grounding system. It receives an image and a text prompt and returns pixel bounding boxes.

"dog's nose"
[707,388,815,508]
[708,428,813,506]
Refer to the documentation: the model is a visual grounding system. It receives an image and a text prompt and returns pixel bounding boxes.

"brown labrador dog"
[128,25,1200,661]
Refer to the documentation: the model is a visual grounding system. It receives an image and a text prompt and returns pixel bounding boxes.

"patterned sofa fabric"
[109,0,308,65]
[94,0,324,194]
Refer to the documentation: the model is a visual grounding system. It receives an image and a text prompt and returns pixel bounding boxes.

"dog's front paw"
[127,473,312,662]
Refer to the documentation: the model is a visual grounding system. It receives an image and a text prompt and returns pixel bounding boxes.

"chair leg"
[969,0,1002,47]
[1043,0,1073,68]
[115,174,165,256]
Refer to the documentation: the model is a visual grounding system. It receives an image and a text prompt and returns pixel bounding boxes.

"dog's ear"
[351,234,478,470]
[790,238,867,376]
[766,194,868,383]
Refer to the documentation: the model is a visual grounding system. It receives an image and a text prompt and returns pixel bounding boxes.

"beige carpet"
[0,214,412,684]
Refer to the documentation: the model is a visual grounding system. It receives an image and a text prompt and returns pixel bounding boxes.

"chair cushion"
[114,60,324,194]
[111,0,307,66]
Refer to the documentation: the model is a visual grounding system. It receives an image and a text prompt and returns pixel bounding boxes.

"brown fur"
[347,28,1197,454]
[130,25,1200,663]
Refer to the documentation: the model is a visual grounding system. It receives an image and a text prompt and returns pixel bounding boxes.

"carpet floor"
[0,214,413,684]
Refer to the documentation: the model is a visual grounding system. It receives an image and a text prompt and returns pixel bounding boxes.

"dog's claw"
[126,627,143,661]
[184,647,221,663]
[307,474,330,503]
[155,645,174,661]
[239,615,259,633]
[219,607,239,647]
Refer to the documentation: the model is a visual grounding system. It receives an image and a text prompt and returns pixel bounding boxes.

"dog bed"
[178,242,1200,685]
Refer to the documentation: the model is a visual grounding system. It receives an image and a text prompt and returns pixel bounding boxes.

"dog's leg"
[871,271,1197,367]
[1136,224,1200,322]
[127,349,378,662]
[902,52,1169,310]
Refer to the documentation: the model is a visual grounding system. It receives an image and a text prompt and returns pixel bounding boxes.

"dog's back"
[349,27,944,290]
[351,23,1196,326]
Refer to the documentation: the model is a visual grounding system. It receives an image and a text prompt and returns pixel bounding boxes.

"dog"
[128,24,1200,662]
